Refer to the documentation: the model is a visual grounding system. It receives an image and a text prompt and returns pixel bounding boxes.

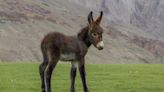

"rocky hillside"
[0,0,164,63]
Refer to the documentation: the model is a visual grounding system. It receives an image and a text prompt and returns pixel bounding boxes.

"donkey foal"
[39,11,104,92]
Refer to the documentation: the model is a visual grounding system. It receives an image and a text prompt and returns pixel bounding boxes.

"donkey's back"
[41,32,67,49]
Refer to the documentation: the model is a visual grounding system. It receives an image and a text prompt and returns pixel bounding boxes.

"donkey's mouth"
[96,41,104,50]
[97,47,104,50]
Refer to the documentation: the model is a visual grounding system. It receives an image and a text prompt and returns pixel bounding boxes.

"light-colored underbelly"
[60,53,76,61]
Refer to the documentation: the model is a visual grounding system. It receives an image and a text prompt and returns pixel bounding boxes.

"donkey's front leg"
[70,62,77,92]
[78,58,89,92]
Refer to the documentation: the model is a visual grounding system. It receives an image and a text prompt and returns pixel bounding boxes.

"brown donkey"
[39,11,104,92]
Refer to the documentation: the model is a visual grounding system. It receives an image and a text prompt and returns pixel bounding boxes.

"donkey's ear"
[95,11,103,25]
[88,11,94,25]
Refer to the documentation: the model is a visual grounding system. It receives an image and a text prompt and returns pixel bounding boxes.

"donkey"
[39,11,104,92]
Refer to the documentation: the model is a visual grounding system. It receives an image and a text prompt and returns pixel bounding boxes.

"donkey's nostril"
[98,46,104,50]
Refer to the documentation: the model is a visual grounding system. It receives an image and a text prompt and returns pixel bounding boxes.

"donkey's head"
[88,11,104,50]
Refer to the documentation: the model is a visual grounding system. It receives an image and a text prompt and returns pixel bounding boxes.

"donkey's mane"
[78,26,91,47]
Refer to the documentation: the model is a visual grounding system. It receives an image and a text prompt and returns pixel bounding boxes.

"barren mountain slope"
[0,0,163,63]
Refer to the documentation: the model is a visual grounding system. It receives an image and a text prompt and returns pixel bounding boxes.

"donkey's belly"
[60,53,76,61]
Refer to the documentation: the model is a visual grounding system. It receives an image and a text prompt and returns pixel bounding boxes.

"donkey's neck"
[77,26,91,47]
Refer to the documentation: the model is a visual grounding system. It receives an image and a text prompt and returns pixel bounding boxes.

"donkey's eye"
[92,33,98,38]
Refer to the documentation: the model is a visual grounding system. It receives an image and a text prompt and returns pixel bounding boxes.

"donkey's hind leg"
[39,50,49,92]
[44,49,60,92]
[39,61,48,92]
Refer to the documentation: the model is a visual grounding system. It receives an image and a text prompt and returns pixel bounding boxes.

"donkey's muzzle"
[96,41,104,50]
[98,46,104,50]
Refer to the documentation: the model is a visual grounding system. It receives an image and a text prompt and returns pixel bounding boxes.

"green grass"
[0,63,164,92]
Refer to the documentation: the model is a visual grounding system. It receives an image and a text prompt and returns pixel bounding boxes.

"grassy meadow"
[0,63,164,92]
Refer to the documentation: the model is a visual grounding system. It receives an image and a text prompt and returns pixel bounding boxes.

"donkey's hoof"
[85,90,89,92]
[42,88,45,92]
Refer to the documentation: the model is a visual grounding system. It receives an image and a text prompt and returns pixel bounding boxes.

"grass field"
[0,63,164,92]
